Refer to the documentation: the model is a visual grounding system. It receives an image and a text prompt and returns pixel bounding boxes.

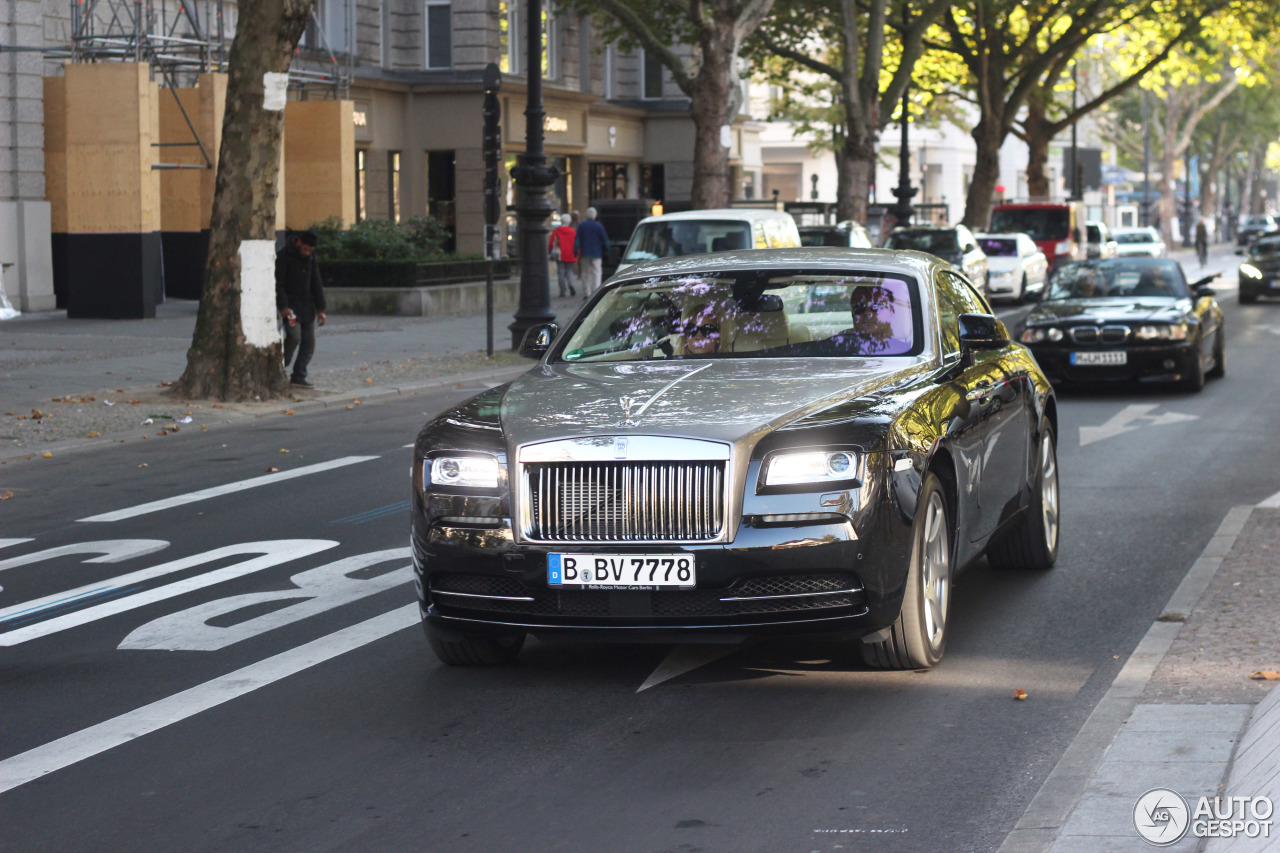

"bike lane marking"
[0,603,418,794]
[77,456,379,523]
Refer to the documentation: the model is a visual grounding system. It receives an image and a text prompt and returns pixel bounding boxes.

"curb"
[0,364,531,465]
[999,505,1258,852]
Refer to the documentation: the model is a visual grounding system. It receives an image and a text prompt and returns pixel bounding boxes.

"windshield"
[799,228,849,247]
[1044,259,1189,301]
[1114,230,1156,244]
[555,272,923,363]
[1244,216,1274,228]
[989,208,1070,241]
[886,230,959,255]
[623,220,754,263]
[1251,237,1280,256]
[978,237,1016,257]
[1086,225,1102,242]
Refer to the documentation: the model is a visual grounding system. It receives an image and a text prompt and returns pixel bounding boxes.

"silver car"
[1112,226,1166,258]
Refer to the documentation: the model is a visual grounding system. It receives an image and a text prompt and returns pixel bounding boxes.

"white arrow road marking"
[78,456,379,522]
[637,643,746,692]
[0,604,418,794]
[0,540,170,573]
[0,540,338,646]
[1079,404,1199,447]
[1260,489,1280,509]
[1253,324,1280,336]
[0,539,35,551]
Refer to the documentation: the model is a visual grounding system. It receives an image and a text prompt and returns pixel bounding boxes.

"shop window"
[590,163,629,201]
[428,150,456,252]
[499,1,518,74]
[424,1,452,69]
[388,151,402,223]
[355,149,367,222]
[643,49,663,100]
[640,163,665,202]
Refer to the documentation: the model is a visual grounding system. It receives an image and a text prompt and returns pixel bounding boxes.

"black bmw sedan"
[412,249,1059,670]
[1019,257,1224,391]
[1239,234,1280,303]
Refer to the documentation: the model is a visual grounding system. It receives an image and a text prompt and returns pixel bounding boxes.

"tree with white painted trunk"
[174,0,316,401]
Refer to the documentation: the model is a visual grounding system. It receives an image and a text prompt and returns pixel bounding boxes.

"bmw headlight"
[1240,263,1263,279]
[429,454,501,489]
[763,450,859,486]
[1133,323,1190,341]
[1020,326,1064,343]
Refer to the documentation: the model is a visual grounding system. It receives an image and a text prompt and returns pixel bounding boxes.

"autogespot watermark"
[1134,788,1274,846]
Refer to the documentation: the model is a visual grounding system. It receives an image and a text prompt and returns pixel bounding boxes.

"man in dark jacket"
[276,230,327,388]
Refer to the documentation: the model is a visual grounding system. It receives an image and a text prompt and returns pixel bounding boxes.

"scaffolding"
[2,0,353,171]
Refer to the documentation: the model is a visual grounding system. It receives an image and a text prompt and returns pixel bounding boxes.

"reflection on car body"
[412,248,1060,670]
[1019,257,1225,391]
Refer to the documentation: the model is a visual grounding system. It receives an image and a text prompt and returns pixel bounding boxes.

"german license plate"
[1070,350,1127,366]
[548,553,695,589]
[1268,279,1280,290]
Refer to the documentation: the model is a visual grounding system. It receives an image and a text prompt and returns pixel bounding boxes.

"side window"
[933,271,965,357]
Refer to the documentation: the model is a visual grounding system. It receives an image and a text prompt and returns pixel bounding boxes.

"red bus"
[988,201,1086,272]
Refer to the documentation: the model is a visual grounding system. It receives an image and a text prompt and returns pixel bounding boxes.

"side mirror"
[518,322,559,359]
[958,313,1009,350]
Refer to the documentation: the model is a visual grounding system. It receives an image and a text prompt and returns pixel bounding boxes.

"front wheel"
[1206,327,1226,379]
[861,473,953,669]
[425,624,526,666]
[987,421,1060,570]
[1181,344,1206,392]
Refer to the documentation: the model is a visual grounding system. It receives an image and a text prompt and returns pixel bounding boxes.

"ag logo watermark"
[1134,788,1274,845]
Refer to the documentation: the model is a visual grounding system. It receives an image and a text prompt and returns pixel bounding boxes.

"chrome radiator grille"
[522,461,726,542]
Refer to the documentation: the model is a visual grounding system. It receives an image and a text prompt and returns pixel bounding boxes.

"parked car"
[614,208,801,276]
[975,232,1049,302]
[591,199,660,279]
[1238,233,1280,304]
[1112,226,1166,258]
[1019,257,1224,391]
[1236,214,1277,247]
[799,221,874,248]
[989,200,1086,271]
[1085,221,1118,259]
[412,248,1059,670]
[883,225,989,294]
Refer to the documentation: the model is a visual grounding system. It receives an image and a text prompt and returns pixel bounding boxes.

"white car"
[1112,226,1166,258]
[975,232,1049,302]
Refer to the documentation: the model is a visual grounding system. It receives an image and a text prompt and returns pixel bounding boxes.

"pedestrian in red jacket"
[548,214,579,297]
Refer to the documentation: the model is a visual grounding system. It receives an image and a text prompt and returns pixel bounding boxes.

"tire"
[1239,290,1258,305]
[1206,327,1226,379]
[1018,274,1034,304]
[1181,343,1206,392]
[861,473,953,669]
[987,421,1060,571]
[425,624,526,666]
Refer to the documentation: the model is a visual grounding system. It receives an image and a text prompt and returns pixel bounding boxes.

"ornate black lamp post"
[508,0,560,349]
[888,71,916,229]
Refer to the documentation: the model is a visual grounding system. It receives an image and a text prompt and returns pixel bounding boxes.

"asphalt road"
[3,252,1279,853]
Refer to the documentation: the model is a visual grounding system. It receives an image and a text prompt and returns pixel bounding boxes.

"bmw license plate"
[548,553,695,589]
[1070,351,1127,366]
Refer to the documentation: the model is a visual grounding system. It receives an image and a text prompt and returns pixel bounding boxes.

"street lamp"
[889,8,916,231]
[508,0,560,350]
[1069,63,1081,202]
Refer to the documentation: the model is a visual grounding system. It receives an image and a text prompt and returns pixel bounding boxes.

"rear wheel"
[861,473,952,669]
[987,421,1060,570]
[1206,327,1226,379]
[425,624,526,666]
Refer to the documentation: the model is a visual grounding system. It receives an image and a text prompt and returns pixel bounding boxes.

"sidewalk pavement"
[2,251,1276,851]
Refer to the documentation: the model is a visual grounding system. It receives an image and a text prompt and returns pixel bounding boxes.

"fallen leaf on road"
[345,405,355,410]
[138,463,148,468]
[365,378,373,383]
[353,399,362,405]
[284,409,295,415]
[279,448,289,453]
[1012,689,1028,701]
[86,431,100,438]
[42,452,52,458]
[128,399,140,405]
[1249,671,1280,681]
[31,409,45,419]
[266,467,279,473]
[212,404,224,409]
[0,490,13,500]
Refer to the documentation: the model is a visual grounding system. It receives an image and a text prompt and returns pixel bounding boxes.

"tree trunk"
[174,0,315,401]
[1159,146,1178,247]
[1248,146,1265,214]
[1023,96,1053,199]
[962,115,1005,228]
[836,135,873,223]
[689,29,733,209]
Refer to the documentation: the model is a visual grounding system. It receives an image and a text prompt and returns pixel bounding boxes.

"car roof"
[633,208,796,225]
[609,247,941,282]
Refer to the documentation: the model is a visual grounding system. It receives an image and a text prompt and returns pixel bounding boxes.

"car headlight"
[1240,263,1263,279]
[429,455,501,489]
[1133,323,1190,341]
[763,450,859,486]
[1020,327,1064,343]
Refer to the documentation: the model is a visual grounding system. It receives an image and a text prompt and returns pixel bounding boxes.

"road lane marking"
[1079,403,1198,447]
[332,501,411,524]
[1260,489,1280,508]
[0,539,35,550]
[0,604,418,794]
[637,643,746,692]
[0,540,338,645]
[77,456,380,522]
[0,540,170,573]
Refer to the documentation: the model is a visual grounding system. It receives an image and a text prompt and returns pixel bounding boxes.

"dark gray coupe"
[412,248,1059,669]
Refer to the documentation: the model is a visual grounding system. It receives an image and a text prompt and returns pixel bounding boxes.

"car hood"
[987,258,1022,273]
[1028,297,1192,325]
[500,358,923,451]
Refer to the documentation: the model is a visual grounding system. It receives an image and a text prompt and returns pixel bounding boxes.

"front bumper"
[1027,340,1199,384]
[1240,268,1280,298]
